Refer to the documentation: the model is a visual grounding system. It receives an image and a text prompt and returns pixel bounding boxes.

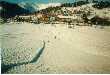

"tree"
[86,0,88,3]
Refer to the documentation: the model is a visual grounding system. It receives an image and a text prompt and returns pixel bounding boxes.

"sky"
[0,0,74,3]
[0,0,110,4]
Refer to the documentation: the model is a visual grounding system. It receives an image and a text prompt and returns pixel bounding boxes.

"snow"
[0,6,2,10]
[1,23,110,73]
[1,3,110,74]
[18,2,61,11]
[37,3,61,10]
[58,15,78,19]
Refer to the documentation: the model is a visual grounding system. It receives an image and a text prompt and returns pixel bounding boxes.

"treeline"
[61,1,89,7]
[35,1,89,14]
[36,6,61,14]
[92,1,110,9]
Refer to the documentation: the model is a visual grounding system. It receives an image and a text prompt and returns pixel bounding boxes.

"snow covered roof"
[58,15,78,19]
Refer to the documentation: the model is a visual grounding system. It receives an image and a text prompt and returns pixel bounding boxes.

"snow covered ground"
[1,22,110,73]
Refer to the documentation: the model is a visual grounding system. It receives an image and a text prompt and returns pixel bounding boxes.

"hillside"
[4,2,109,28]
[0,1,30,19]
[0,1,110,27]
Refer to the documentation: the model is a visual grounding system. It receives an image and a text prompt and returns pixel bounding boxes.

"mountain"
[18,2,61,11]
[18,2,39,13]
[0,1,30,19]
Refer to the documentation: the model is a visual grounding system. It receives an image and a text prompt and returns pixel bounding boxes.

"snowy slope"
[18,2,61,12]
[37,3,61,10]
[18,2,39,12]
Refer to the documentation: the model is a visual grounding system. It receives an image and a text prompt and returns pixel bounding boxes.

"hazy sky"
[0,0,110,3]
[0,0,71,3]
